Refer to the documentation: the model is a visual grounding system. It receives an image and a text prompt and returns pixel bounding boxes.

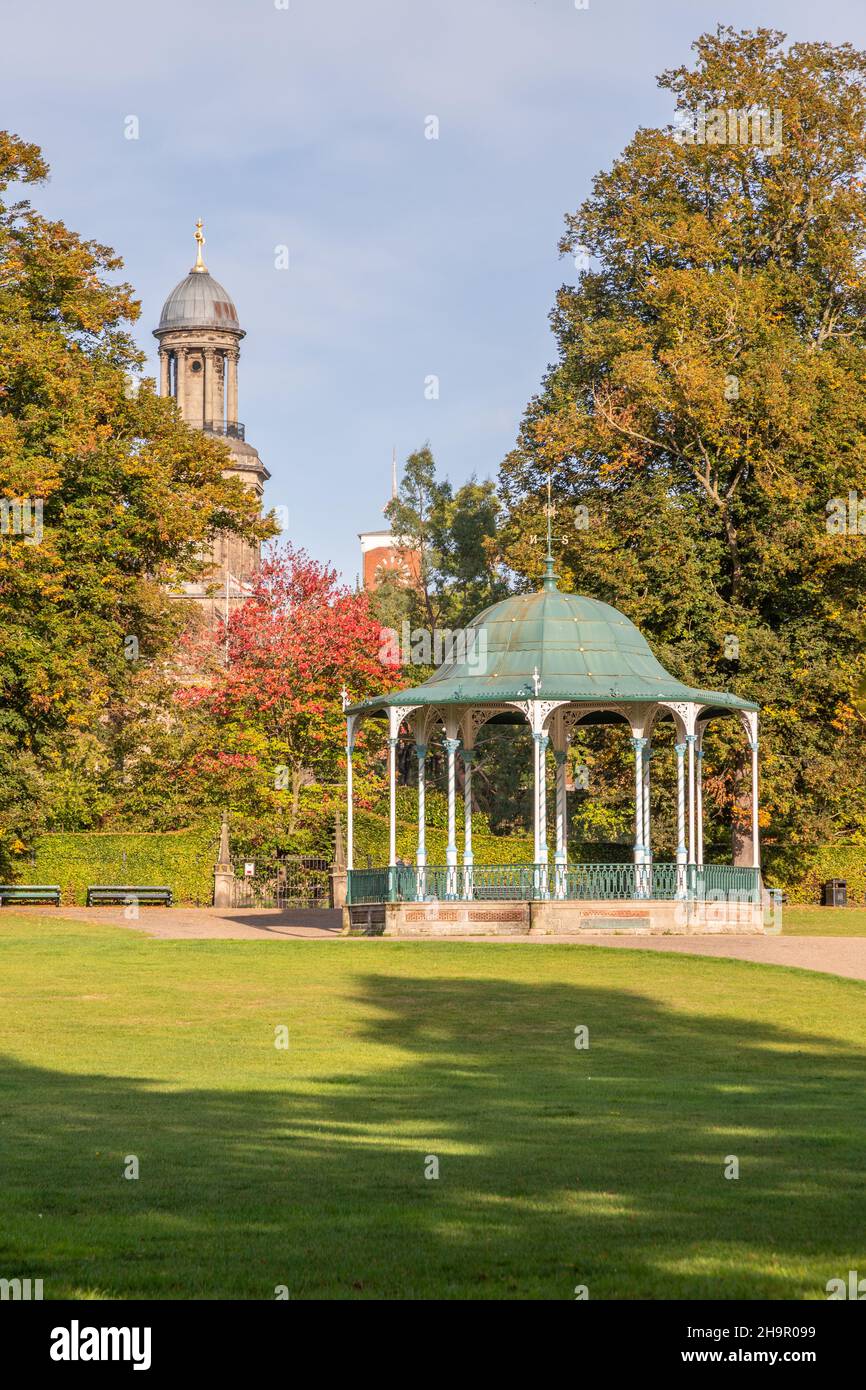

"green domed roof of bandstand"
[348,557,757,721]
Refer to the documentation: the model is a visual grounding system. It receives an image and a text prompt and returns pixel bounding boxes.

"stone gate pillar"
[213,809,235,907]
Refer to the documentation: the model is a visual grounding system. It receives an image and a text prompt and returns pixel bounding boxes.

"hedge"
[768,843,866,905]
[353,807,633,867]
[353,807,532,865]
[17,819,859,907]
[17,826,218,906]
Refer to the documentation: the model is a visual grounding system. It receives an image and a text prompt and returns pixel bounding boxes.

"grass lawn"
[1,914,865,1300]
[782,904,866,936]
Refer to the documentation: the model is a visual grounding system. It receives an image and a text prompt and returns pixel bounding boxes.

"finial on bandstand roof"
[542,472,559,592]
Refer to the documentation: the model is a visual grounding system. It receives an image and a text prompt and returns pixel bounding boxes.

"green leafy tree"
[383,445,449,629]
[382,445,507,631]
[497,27,866,867]
[378,447,510,809]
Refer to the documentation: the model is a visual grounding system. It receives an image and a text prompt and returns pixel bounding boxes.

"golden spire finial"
[193,217,207,272]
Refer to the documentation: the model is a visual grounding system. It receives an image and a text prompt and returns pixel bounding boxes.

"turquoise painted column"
[415,741,427,899]
[675,741,687,898]
[749,736,760,869]
[633,739,647,900]
[443,736,461,895]
[534,730,549,897]
[686,732,697,866]
[538,732,549,865]
[388,735,398,868]
[531,730,540,863]
[462,746,475,899]
[631,736,647,881]
[642,744,652,866]
[462,747,475,866]
[345,717,355,873]
[415,743,428,867]
[696,742,704,866]
[388,734,398,901]
[554,747,568,898]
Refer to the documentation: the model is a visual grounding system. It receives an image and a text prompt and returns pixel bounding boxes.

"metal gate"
[231,855,331,909]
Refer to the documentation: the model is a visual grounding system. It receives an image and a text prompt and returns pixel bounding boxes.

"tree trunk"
[289,765,313,835]
[397,740,413,785]
[721,500,742,604]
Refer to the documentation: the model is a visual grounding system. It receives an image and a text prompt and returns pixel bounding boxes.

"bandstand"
[343,552,763,937]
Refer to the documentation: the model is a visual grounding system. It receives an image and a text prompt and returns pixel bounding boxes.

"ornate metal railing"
[203,420,245,440]
[344,867,393,906]
[232,856,330,908]
[346,863,762,906]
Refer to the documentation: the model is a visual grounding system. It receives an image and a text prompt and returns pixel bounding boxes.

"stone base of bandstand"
[529,897,764,935]
[342,897,765,937]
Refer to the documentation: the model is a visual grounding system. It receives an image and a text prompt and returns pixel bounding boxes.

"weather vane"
[530,474,559,553]
[545,474,556,559]
[540,472,559,591]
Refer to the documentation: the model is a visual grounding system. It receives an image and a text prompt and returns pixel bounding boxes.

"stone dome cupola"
[152,219,245,434]
[157,268,241,333]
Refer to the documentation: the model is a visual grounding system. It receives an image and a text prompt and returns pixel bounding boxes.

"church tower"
[153,221,269,623]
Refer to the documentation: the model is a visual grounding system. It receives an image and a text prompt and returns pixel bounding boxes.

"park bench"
[86,886,173,907]
[0,884,61,906]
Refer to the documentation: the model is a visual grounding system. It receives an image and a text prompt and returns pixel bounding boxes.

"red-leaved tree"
[180,545,398,837]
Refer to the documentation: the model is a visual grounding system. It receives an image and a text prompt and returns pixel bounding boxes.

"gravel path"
[42,905,343,939]
[558,932,866,983]
[21,906,866,982]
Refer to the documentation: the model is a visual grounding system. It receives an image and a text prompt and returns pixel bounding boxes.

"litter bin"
[823,879,847,907]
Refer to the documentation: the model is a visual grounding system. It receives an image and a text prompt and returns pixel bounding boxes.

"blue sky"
[4,0,864,580]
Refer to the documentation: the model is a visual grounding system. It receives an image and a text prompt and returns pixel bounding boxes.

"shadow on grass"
[1,969,865,1299]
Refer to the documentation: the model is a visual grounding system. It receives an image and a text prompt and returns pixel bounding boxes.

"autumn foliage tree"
[0,131,272,867]
[498,27,866,867]
[180,545,397,850]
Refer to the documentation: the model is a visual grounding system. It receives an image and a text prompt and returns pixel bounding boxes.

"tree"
[383,446,448,629]
[179,545,397,852]
[497,27,866,866]
[0,131,272,869]
[383,445,507,632]
[378,447,509,807]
